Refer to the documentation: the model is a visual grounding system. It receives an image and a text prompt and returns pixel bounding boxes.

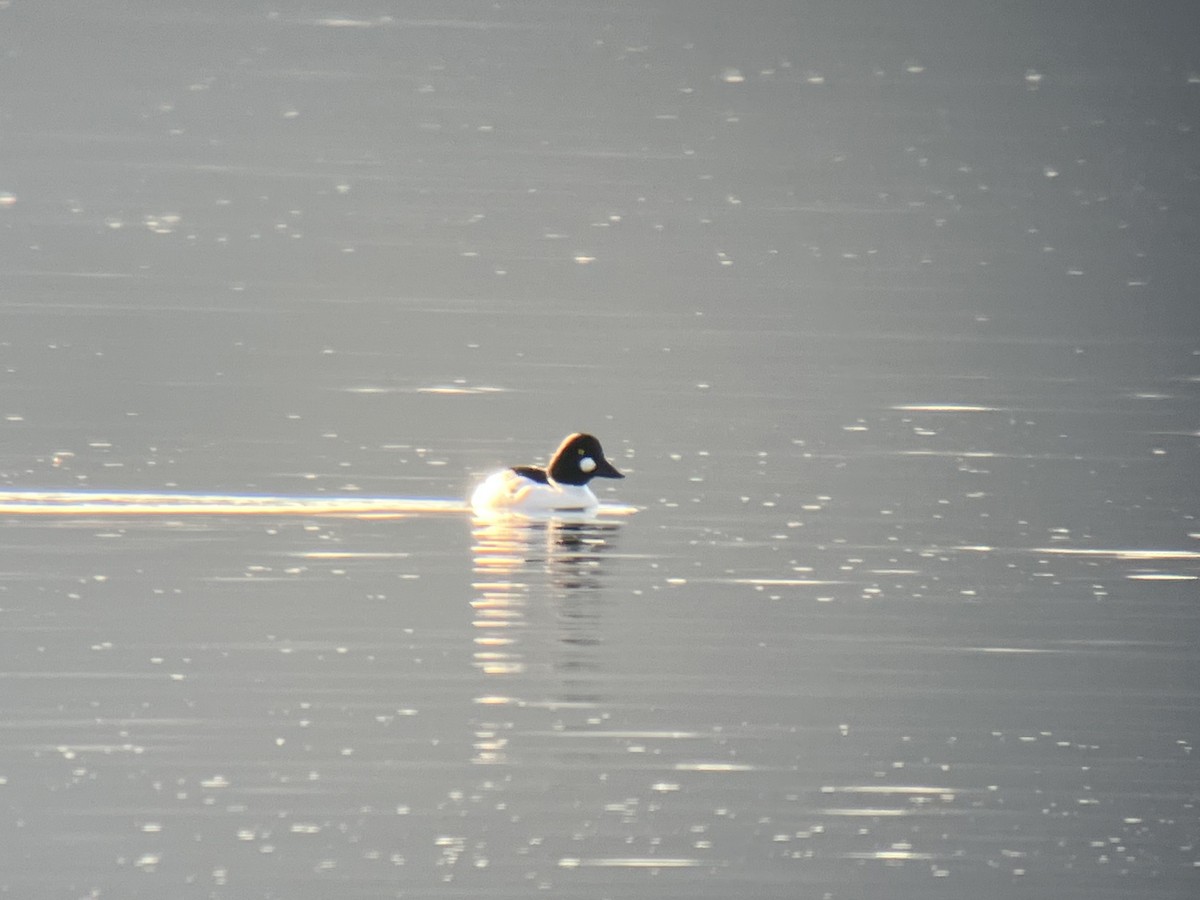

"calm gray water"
[2,3,1199,898]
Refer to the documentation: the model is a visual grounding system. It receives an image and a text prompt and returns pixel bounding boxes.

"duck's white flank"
[470,469,600,513]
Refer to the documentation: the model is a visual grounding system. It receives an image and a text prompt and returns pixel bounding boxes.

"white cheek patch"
[579,456,596,474]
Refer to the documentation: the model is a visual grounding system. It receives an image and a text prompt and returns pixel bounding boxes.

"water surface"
[2,3,1198,898]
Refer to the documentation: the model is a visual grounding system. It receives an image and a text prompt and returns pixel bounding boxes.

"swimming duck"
[470,433,624,515]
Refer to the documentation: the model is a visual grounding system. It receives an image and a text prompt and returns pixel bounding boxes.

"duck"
[470,433,624,516]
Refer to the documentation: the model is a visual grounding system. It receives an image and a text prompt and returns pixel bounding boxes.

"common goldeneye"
[471,433,624,515]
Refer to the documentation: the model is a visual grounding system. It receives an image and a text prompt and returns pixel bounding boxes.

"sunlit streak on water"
[674,762,756,772]
[954,543,1200,581]
[1030,547,1200,560]
[824,785,961,795]
[292,551,412,559]
[558,857,707,869]
[891,404,1000,412]
[0,490,467,517]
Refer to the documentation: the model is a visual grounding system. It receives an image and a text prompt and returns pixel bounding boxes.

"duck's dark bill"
[595,458,624,478]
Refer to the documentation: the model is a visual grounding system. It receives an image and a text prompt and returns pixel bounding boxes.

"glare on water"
[2,2,1199,899]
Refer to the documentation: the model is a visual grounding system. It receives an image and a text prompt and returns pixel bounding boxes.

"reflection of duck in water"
[472,517,624,591]
[471,516,624,685]
[470,516,625,763]
[470,433,624,517]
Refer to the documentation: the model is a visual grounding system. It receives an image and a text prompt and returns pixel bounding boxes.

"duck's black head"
[547,433,624,486]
